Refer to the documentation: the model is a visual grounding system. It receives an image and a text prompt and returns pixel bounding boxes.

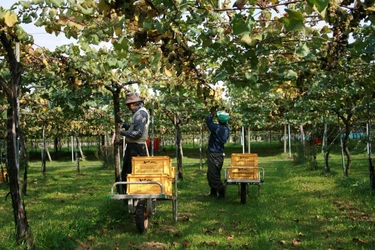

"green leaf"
[279,9,304,32]
[151,51,162,66]
[113,36,129,51]
[77,4,95,15]
[143,21,153,31]
[306,0,329,12]
[259,82,271,92]
[295,43,310,58]
[285,70,298,79]
[155,20,165,33]
[48,0,65,7]
[258,57,268,73]
[105,57,117,67]
[232,14,249,35]
[215,71,227,81]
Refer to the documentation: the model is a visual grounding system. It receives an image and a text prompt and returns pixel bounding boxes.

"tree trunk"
[175,114,183,180]
[19,131,29,196]
[0,33,34,247]
[107,83,122,192]
[54,137,59,160]
[343,138,351,176]
[368,123,375,190]
[45,142,52,162]
[342,118,352,176]
[324,150,330,173]
[322,122,327,154]
[41,126,46,176]
[75,135,85,160]
[75,135,80,173]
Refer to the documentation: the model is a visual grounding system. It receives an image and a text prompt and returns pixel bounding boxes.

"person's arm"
[206,113,216,131]
[122,110,148,139]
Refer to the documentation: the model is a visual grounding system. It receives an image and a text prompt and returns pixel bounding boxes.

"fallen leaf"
[279,240,286,245]
[292,238,302,246]
[203,241,217,246]
[298,232,305,237]
[227,235,235,240]
[353,237,368,244]
[204,228,215,234]
[182,239,191,247]
[182,216,189,221]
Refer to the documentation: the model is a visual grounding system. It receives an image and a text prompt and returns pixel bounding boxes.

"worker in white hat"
[120,92,150,193]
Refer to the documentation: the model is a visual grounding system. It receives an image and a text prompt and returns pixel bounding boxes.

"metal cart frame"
[224,166,265,204]
[109,172,178,234]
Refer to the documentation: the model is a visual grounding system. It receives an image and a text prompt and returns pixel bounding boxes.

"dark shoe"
[210,188,217,197]
[217,185,226,199]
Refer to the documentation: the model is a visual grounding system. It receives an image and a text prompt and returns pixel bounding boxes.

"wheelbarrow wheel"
[135,200,149,234]
[240,183,247,205]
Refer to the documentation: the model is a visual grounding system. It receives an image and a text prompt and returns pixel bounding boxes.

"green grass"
[1,141,375,249]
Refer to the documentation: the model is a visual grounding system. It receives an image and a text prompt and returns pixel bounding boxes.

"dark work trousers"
[207,152,225,193]
[120,143,147,193]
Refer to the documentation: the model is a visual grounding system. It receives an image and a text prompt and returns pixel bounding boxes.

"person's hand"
[121,122,130,129]
[210,106,218,114]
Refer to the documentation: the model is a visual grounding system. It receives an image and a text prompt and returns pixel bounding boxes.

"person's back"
[206,110,230,199]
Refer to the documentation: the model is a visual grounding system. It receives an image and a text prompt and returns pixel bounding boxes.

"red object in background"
[146,138,161,151]
[313,137,322,145]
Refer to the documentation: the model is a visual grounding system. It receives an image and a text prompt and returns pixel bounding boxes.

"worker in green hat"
[206,108,230,199]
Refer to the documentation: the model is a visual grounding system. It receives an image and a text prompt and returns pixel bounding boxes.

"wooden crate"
[132,156,172,175]
[229,154,259,180]
[230,153,258,166]
[0,169,7,183]
[171,167,176,179]
[126,174,173,196]
[228,167,259,180]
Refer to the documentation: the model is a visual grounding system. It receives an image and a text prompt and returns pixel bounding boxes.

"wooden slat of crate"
[132,156,172,175]
[228,167,259,180]
[0,169,7,183]
[171,167,176,179]
[230,153,258,166]
[127,174,173,196]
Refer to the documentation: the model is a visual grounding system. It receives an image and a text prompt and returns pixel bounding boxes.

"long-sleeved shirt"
[206,113,230,153]
[121,104,149,143]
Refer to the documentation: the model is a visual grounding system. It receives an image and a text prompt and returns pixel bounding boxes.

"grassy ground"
[0,141,374,249]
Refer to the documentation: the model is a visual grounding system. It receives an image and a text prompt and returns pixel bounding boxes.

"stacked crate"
[228,153,259,180]
[127,156,174,195]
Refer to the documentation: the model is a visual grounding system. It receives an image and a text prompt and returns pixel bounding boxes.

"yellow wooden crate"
[228,167,259,180]
[0,169,7,183]
[126,174,173,196]
[171,167,176,179]
[132,156,172,175]
[230,153,258,166]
